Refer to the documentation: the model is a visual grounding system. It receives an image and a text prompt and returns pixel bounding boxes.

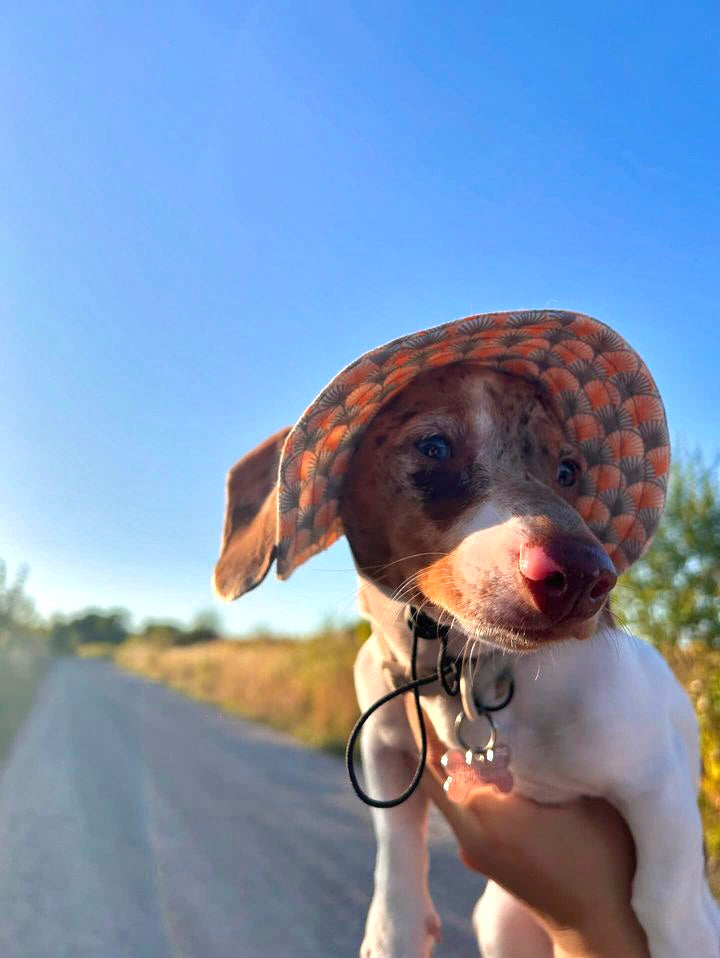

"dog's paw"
[360,895,440,958]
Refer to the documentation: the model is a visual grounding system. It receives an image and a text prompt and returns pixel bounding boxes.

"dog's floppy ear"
[213,427,291,601]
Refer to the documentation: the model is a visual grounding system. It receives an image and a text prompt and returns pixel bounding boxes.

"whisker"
[362,552,451,578]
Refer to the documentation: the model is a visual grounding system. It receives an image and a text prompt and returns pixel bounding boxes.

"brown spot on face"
[410,461,489,521]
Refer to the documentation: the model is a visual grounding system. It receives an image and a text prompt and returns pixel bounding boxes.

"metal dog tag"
[441,745,513,801]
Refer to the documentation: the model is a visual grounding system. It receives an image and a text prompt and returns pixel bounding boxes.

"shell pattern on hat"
[276,310,670,579]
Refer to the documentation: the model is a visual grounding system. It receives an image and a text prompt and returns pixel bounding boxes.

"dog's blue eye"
[416,435,452,461]
[557,458,580,487]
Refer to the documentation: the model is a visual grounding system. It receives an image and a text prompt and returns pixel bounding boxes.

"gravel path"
[0,659,483,957]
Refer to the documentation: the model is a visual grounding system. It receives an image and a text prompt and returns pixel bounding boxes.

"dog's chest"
[498,704,598,803]
[424,647,615,804]
[492,643,638,802]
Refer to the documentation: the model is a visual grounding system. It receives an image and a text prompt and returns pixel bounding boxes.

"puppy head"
[213,367,617,650]
[338,364,617,650]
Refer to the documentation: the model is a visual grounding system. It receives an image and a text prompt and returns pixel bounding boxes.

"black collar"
[406,604,450,641]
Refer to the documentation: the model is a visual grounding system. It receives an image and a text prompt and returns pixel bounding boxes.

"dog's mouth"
[474,620,597,652]
[440,608,603,653]
[416,550,614,652]
[402,575,610,653]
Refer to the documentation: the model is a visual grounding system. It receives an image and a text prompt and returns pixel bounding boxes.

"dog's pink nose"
[519,539,617,621]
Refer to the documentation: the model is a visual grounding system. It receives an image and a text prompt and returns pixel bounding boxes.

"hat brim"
[276,310,669,578]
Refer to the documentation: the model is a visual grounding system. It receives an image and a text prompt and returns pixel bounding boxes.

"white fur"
[355,578,720,958]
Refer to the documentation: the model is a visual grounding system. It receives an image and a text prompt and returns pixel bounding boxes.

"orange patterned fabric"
[276,310,669,578]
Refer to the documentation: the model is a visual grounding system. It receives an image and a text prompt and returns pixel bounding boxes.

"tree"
[48,619,76,655]
[178,608,222,645]
[615,448,720,648]
[49,609,130,654]
[139,622,185,646]
[0,562,37,645]
[136,611,222,647]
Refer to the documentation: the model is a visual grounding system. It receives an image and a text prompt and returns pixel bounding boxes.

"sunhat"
[275,310,669,579]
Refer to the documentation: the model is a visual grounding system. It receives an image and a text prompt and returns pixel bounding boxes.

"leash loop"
[345,615,438,808]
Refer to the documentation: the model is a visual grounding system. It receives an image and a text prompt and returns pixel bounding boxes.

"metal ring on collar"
[455,710,497,758]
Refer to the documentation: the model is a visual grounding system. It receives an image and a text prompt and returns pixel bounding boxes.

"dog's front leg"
[355,637,441,958]
[614,766,719,958]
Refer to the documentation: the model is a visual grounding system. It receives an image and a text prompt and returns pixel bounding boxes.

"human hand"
[405,700,649,958]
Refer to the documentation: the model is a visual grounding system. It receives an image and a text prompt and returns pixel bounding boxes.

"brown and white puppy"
[215,365,718,958]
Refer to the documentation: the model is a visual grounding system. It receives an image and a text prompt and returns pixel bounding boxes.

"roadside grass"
[664,645,720,896]
[114,629,720,893]
[0,643,50,766]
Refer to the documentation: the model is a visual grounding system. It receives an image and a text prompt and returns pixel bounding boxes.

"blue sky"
[2,1,718,634]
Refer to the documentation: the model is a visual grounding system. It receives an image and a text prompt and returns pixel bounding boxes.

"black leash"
[345,606,516,808]
[345,607,456,809]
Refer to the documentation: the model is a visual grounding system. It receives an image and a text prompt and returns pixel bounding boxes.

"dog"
[214,311,720,957]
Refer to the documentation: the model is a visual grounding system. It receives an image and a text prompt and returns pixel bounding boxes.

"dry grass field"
[115,630,720,894]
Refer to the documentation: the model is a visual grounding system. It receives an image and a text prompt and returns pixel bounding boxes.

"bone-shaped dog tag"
[441,749,482,802]
[441,745,513,802]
